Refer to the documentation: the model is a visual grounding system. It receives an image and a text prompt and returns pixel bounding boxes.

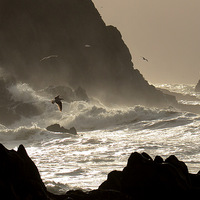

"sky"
[93,0,200,84]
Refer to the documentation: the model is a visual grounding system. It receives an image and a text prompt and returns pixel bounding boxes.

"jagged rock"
[2,144,200,200]
[98,170,122,191]
[99,152,200,199]
[0,0,176,107]
[65,189,129,200]
[46,123,77,134]
[195,80,200,92]
[0,144,48,199]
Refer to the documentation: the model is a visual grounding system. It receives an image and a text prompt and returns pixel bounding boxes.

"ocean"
[1,83,200,194]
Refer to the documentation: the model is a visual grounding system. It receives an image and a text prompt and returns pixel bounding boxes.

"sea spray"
[1,83,200,192]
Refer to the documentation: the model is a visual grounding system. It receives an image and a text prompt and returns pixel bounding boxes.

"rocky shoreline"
[1,143,200,199]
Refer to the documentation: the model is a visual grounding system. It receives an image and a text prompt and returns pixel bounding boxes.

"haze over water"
[1,0,200,195]
[1,82,200,193]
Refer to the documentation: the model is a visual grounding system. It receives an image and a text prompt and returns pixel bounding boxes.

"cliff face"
[195,80,200,92]
[0,0,174,106]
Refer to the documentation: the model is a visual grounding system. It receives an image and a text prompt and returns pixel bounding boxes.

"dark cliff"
[195,80,200,92]
[0,0,175,106]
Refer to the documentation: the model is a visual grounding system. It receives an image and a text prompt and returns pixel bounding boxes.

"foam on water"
[1,83,200,194]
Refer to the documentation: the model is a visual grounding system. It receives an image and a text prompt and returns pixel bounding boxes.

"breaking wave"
[0,82,199,145]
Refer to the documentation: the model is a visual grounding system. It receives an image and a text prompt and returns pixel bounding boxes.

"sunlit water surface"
[1,83,200,194]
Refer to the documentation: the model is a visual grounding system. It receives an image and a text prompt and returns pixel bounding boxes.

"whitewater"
[1,83,200,194]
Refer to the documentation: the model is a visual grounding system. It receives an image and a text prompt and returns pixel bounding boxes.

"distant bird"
[141,56,148,62]
[40,55,58,62]
[52,95,63,111]
[85,44,91,48]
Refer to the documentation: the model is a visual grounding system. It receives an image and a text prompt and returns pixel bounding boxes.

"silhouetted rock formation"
[195,80,200,92]
[99,152,197,199]
[1,144,200,199]
[0,144,50,199]
[46,123,77,134]
[0,0,175,107]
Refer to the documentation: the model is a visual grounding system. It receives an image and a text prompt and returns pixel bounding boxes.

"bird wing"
[142,57,148,62]
[40,55,58,61]
[56,101,62,111]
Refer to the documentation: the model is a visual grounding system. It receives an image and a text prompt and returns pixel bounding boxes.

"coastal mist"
[0,0,200,199]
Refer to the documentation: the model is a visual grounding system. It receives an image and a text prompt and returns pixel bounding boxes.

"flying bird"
[40,55,58,62]
[52,95,64,111]
[85,44,91,48]
[141,56,148,62]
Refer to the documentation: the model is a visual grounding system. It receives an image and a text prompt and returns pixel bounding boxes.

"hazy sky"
[93,0,200,84]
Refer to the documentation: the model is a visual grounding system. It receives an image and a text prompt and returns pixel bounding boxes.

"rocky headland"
[157,87,200,114]
[195,80,200,92]
[0,0,175,107]
[1,143,200,199]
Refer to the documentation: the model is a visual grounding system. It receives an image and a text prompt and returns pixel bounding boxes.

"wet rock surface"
[46,124,77,134]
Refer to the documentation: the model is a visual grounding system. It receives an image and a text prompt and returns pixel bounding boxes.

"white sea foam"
[5,82,185,131]
[8,83,46,103]
[1,83,200,193]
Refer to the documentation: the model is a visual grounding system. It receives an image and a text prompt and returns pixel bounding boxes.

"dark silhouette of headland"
[0,0,175,107]
[195,80,200,92]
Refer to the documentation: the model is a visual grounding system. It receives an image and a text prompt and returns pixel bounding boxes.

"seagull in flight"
[85,44,91,48]
[40,55,58,62]
[141,56,148,62]
[52,95,64,111]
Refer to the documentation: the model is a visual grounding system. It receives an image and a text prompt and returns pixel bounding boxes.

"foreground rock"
[195,80,200,92]
[0,144,62,200]
[99,152,199,199]
[1,144,200,199]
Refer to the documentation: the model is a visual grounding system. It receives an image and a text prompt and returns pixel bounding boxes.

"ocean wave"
[2,82,199,135]
[144,118,194,130]
[0,125,45,141]
[61,103,181,131]
[45,181,70,195]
